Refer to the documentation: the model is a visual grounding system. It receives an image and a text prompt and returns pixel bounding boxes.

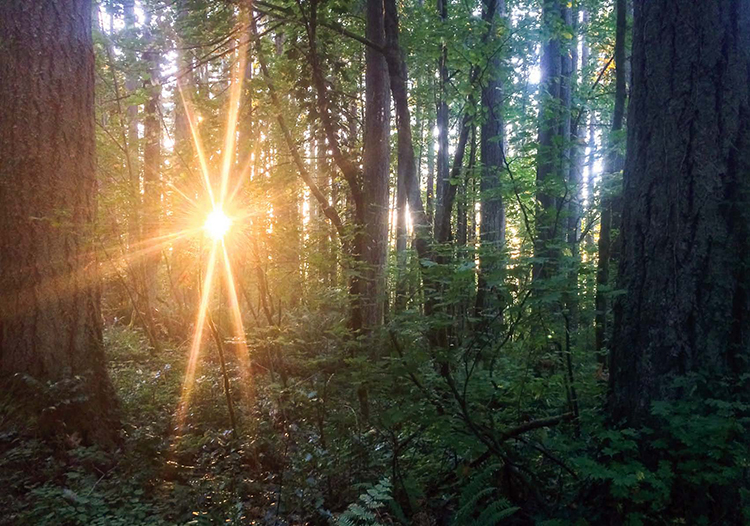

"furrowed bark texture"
[0,0,120,445]
[610,0,750,424]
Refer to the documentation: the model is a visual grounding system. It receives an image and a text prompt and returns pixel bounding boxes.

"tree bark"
[142,18,161,313]
[594,0,626,361]
[534,0,572,280]
[0,0,120,445]
[383,0,431,267]
[610,0,750,425]
[476,0,506,312]
[434,0,450,233]
[361,0,391,328]
[123,0,141,252]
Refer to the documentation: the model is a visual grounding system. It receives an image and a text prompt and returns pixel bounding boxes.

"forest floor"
[1,322,367,526]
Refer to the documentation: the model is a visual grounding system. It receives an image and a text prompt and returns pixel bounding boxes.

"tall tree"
[142,13,162,310]
[123,0,141,251]
[0,0,119,445]
[434,0,450,233]
[361,0,391,327]
[534,0,572,280]
[476,0,506,312]
[610,0,750,424]
[594,0,626,361]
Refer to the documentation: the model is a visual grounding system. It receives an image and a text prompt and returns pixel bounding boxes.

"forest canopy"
[0,0,749,524]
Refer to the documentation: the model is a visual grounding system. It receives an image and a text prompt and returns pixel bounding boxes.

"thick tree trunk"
[610,0,750,424]
[0,0,119,445]
[361,0,391,328]
[476,0,506,312]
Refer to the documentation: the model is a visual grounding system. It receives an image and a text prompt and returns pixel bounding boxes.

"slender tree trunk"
[435,111,473,244]
[565,4,584,333]
[426,117,436,224]
[123,0,141,253]
[534,0,572,280]
[383,0,432,294]
[0,0,119,445]
[476,0,506,312]
[456,126,477,248]
[434,0,449,232]
[395,138,408,311]
[594,0,626,361]
[361,0,390,328]
[142,20,161,312]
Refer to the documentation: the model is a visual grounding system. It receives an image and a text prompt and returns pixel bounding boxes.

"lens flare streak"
[172,28,254,436]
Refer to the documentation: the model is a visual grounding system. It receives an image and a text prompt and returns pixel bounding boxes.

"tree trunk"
[610,0,750,425]
[395,136,409,311]
[426,117,436,224]
[595,0,627,361]
[476,0,506,312]
[456,126,477,248]
[361,0,391,328]
[434,111,473,244]
[434,0,449,232]
[565,4,583,334]
[142,19,161,313]
[0,0,119,446]
[534,0,572,280]
[123,0,141,252]
[383,0,433,309]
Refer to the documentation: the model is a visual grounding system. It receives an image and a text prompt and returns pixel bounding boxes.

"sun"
[204,208,232,240]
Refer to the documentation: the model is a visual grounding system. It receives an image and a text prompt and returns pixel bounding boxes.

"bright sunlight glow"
[204,209,232,240]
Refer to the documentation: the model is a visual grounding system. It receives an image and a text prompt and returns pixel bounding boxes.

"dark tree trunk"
[456,126,477,248]
[361,0,391,328]
[435,111,473,244]
[0,0,119,445]
[383,0,434,321]
[610,0,750,425]
[476,0,506,312]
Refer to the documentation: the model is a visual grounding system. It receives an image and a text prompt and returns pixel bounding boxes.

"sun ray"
[177,81,216,207]
[226,145,256,206]
[220,242,253,399]
[0,228,197,319]
[166,180,203,211]
[218,41,248,204]
[175,240,220,431]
